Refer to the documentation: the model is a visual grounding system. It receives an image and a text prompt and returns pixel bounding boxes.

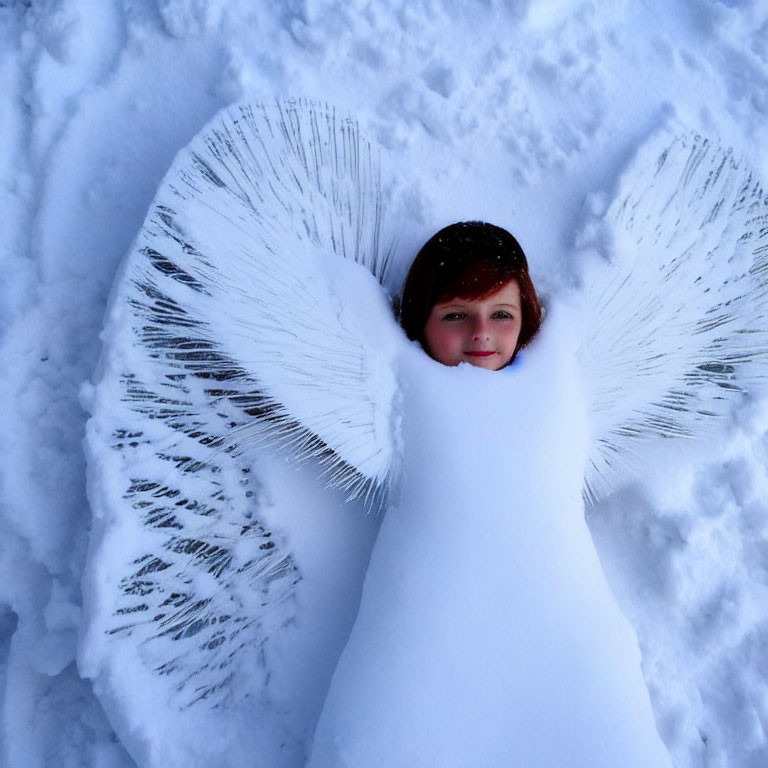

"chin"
[464,357,501,370]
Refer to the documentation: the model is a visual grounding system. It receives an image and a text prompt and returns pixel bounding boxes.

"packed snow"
[2,1,768,767]
[308,318,672,767]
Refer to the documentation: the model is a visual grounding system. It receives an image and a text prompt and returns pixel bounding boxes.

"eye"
[491,310,514,320]
[442,312,466,321]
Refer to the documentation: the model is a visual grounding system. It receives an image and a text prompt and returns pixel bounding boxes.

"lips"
[465,350,495,357]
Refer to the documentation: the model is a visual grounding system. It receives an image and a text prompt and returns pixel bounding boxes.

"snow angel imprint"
[81,100,768,768]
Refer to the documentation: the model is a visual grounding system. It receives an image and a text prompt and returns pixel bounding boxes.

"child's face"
[423,280,522,371]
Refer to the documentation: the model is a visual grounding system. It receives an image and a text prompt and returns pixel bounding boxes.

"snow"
[308,315,672,767]
[1,1,768,767]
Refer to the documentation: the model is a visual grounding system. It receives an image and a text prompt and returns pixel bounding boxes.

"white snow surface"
[2,1,768,767]
[308,315,673,767]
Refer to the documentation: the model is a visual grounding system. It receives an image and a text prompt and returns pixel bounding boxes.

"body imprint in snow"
[308,313,674,768]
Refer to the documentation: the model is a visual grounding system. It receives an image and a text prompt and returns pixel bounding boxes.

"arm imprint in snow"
[576,131,768,503]
[83,99,401,717]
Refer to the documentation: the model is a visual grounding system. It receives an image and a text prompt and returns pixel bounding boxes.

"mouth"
[465,350,496,357]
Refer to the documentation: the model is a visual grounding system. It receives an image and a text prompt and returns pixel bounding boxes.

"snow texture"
[308,318,673,767]
[2,1,768,767]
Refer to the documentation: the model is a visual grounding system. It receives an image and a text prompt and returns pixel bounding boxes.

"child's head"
[400,221,541,370]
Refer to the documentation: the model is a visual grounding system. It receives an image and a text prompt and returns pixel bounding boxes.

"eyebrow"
[434,301,521,311]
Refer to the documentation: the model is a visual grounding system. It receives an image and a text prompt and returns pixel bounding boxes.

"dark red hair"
[400,221,542,355]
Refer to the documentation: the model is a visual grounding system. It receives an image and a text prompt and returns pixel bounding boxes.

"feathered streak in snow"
[80,100,398,768]
[579,131,768,503]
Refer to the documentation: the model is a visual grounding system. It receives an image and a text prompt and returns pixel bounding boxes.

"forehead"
[435,280,521,308]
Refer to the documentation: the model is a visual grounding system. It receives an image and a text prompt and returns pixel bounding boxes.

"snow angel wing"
[79,100,403,767]
[576,128,768,503]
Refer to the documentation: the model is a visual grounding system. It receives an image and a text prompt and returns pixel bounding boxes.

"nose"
[472,317,491,341]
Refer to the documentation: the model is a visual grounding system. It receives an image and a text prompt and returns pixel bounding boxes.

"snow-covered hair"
[399,221,542,354]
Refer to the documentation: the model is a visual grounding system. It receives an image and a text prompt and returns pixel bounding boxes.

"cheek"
[513,319,524,347]
[508,321,522,349]
[424,321,463,363]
